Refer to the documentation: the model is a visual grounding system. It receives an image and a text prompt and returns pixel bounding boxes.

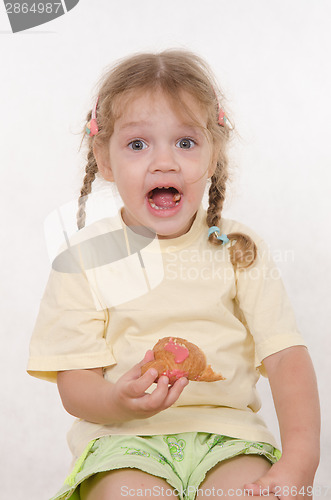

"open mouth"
[147,187,182,210]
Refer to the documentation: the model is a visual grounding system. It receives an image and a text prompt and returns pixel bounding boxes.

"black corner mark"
[4,0,80,33]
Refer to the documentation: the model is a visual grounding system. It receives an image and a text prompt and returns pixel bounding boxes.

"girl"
[28,50,320,500]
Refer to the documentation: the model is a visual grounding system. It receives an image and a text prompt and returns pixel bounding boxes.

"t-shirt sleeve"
[27,265,115,383]
[234,235,306,374]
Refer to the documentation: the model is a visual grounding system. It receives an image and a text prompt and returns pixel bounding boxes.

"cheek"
[185,180,208,204]
[190,147,213,177]
[115,174,142,200]
[185,165,210,187]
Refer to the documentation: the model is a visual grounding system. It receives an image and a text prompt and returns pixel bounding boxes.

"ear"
[93,143,114,182]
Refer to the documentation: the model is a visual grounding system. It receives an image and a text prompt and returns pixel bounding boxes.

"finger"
[161,377,189,408]
[125,367,159,398]
[132,376,188,414]
[244,483,278,498]
[121,350,155,382]
[138,375,171,410]
[125,374,169,414]
[141,349,155,364]
[244,483,263,496]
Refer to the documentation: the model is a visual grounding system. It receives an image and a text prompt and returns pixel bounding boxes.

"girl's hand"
[244,457,315,499]
[110,350,189,422]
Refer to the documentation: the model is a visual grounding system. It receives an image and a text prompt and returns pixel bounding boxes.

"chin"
[154,220,193,239]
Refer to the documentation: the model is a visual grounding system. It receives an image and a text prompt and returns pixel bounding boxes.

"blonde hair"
[77,49,257,268]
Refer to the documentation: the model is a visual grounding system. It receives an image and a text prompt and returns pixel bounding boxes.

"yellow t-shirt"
[27,207,305,460]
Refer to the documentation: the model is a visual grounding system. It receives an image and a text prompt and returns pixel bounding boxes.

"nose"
[149,145,180,173]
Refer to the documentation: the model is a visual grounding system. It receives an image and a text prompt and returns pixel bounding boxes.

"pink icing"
[164,337,189,363]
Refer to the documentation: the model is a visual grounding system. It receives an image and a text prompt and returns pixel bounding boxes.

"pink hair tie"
[218,108,226,127]
[86,97,99,137]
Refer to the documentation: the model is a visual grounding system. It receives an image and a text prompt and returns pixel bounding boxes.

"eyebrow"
[119,120,203,135]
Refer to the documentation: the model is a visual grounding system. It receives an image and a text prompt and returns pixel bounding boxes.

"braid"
[207,161,257,269]
[76,148,98,230]
[206,165,227,228]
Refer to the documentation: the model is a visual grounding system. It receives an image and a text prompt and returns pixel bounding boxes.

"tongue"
[152,188,178,208]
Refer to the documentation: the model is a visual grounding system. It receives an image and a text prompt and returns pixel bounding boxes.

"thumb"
[141,349,155,365]
[121,350,155,381]
[244,481,272,497]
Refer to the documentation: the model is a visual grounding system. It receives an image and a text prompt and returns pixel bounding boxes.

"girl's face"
[95,90,215,239]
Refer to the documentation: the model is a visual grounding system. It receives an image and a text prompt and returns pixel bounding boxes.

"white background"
[1,1,330,498]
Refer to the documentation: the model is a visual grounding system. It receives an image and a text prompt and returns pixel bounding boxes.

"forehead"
[113,89,208,128]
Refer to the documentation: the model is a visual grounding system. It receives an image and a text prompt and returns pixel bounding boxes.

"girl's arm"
[245,345,320,499]
[57,351,188,425]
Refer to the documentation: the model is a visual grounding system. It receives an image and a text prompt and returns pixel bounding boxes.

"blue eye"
[128,140,147,151]
[176,138,195,149]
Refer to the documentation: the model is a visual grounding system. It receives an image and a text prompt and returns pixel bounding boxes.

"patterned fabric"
[51,432,281,500]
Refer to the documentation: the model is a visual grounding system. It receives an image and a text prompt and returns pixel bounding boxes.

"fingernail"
[149,369,158,378]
